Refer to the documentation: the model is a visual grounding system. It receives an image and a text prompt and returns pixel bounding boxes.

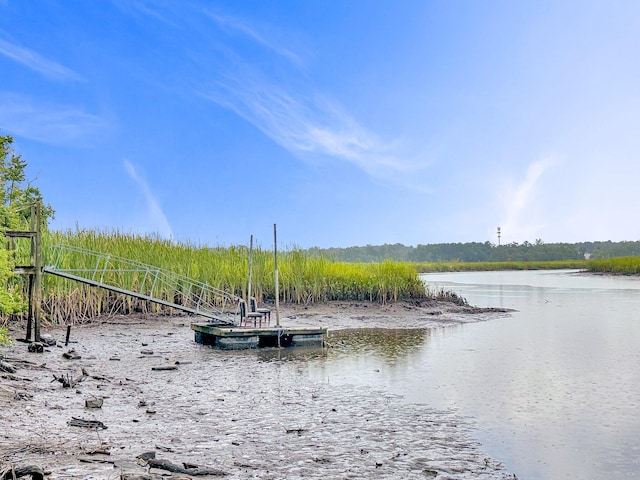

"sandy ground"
[0,301,515,480]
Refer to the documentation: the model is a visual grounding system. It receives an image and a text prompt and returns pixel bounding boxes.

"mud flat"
[0,301,515,479]
[280,300,511,330]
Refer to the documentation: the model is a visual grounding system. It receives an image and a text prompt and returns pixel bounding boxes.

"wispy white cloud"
[110,0,180,28]
[203,10,305,68]
[123,159,173,240]
[0,93,110,145]
[200,73,414,177]
[499,156,556,242]
[0,38,84,82]
[118,2,420,179]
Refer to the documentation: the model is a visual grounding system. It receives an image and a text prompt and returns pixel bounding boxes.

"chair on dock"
[240,298,271,327]
[250,297,271,324]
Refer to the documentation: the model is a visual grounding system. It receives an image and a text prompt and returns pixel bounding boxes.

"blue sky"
[1,1,639,248]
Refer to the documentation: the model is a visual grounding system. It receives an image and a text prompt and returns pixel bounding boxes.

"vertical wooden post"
[65,325,71,346]
[25,275,33,341]
[247,234,253,303]
[274,224,280,327]
[7,201,43,343]
[33,202,42,342]
[25,203,36,342]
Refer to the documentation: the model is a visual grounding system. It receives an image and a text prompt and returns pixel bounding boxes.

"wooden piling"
[274,224,280,327]
[5,202,42,342]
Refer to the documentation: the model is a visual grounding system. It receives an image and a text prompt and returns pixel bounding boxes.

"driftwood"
[68,417,107,430]
[1,373,32,382]
[62,349,81,360]
[151,366,177,371]
[12,391,33,401]
[0,361,16,374]
[147,459,227,476]
[0,465,45,480]
[89,372,110,382]
[154,445,175,453]
[0,357,47,370]
[53,368,88,388]
[120,474,156,480]
[0,360,32,381]
[84,446,111,455]
[78,455,114,464]
[137,452,227,476]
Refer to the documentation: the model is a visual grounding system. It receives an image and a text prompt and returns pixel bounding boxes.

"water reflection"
[256,345,327,362]
[254,328,429,364]
[326,328,429,362]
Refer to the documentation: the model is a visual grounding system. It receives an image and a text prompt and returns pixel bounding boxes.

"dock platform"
[191,323,327,350]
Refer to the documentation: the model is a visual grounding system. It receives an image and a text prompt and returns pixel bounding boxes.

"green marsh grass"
[12,230,429,324]
[15,229,604,326]
[587,256,640,275]
[414,260,588,273]
[0,326,12,345]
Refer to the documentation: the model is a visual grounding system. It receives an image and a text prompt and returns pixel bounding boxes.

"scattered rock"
[39,334,57,346]
[62,349,81,360]
[27,343,44,353]
[85,396,104,409]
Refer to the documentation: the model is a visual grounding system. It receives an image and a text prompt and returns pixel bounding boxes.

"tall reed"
[9,229,428,324]
[586,257,640,275]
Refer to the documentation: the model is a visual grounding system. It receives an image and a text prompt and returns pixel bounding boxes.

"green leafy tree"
[1,135,54,229]
[0,243,23,315]
[0,133,53,315]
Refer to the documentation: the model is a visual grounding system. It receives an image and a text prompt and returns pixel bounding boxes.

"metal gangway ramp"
[44,244,241,325]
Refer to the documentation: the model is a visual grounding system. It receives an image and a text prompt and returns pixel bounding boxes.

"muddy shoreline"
[279,300,512,330]
[1,301,515,479]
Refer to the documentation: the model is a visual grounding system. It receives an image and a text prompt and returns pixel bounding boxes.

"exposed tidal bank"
[280,300,512,330]
[1,301,515,480]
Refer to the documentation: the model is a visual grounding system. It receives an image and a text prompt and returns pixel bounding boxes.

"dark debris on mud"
[1,308,516,479]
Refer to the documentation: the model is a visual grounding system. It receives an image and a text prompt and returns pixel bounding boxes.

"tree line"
[309,240,640,263]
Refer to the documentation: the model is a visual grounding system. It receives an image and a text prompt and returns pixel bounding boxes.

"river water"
[303,270,640,479]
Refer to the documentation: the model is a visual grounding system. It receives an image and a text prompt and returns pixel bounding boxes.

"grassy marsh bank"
[586,256,640,275]
[10,230,430,324]
[414,260,588,272]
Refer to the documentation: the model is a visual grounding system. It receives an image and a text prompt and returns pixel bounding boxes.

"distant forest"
[308,240,640,263]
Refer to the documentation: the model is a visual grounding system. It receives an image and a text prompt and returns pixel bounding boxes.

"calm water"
[302,270,640,479]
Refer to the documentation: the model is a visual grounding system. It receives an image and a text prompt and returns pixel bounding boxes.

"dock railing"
[44,244,242,325]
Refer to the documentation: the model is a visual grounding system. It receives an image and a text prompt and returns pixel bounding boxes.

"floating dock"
[191,323,328,350]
